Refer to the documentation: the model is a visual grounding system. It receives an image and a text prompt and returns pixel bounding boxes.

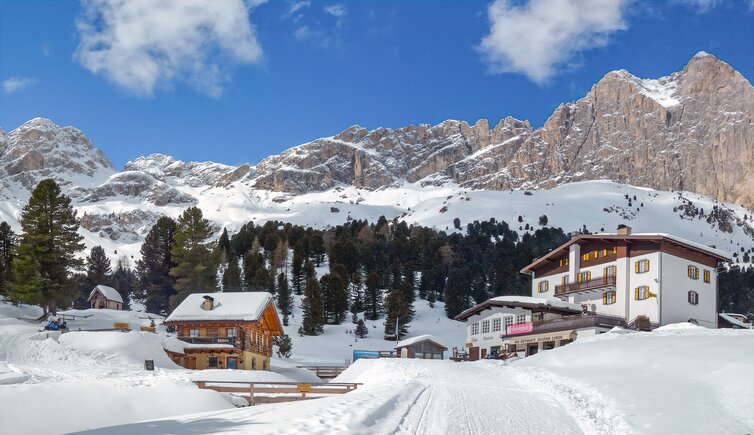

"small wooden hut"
[394,335,448,360]
[88,285,124,310]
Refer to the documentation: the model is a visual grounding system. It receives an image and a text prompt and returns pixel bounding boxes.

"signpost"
[112,322,130,331]
[297,383,312,399]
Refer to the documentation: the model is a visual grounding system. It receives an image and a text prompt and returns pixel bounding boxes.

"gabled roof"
[394,334,448,350]
[454,296,582,321]
[520,232,731,274]
[164,292,283,332]
[88,285,123,304]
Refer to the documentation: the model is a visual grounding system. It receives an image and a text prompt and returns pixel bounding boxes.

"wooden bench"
[195,380,363,406]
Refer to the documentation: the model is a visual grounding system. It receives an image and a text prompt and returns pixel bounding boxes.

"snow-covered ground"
[80,325,754,435]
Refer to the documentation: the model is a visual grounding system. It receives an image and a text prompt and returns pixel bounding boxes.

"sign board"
[140,326,157,333]
[113,322,130,330]
[507,322,534,335]
[465,342,473,348]
[297,383,312,393]
[353,350,380,361]
[144,360,155,371]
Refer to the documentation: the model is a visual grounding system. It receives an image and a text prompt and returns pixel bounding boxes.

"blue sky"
[1,0,752,168]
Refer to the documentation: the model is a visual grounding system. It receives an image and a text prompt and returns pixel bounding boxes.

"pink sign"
[507,323,533,335]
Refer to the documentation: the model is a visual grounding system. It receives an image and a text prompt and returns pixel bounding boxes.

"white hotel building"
[456,226,731,359]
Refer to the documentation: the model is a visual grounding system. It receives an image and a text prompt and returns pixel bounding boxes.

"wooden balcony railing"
[554,275,616,295]
[177,336,241,347]
[503,313,628,337]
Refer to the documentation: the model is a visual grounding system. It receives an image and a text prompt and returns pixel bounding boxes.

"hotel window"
[604,265,616,277]
[537,280,549,293]
[492,318,502,332]
[688,291,699,305]
[561,275,569,286]
[256,332,264,347]
[602,248,608,257]
[592,250,598,259]
[559,258,569,267]
[687,265,699,280]
[189,329,199,338]
[577,271,591,283]
[612,246,617,254]
[635,259,650,273]
[703,270,711,283]
[582,253,590,261]
[227,328,236,338]
[504,316,514,330]
[635,286,650,301]
[516,314,526,324]
[471,323,479,335]
[208,356,219,368]
[603,290,617,305]
[481,320,490,334]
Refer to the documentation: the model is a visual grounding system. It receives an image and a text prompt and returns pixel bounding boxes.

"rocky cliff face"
[249,52,754,207]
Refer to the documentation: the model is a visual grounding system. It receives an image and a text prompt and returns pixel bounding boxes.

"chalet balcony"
[554,275,616,296]
[503,313,628,337]
[177,336,241,347]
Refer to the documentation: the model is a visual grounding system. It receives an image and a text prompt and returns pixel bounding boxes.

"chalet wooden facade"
[394,335,448,359]
[88,285,123,310]
[163,293,283,371]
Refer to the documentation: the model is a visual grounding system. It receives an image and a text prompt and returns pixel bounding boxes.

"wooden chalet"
[163,292,283,371]
[394,334,448,359]
[88,285,124,310]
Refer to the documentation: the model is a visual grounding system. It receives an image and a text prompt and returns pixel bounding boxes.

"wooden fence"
[295,365,348,380]
[195,380,362,406]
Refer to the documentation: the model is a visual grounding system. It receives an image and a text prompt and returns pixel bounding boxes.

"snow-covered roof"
[394,334,447,350]
[454,296,582,321]
[88,285,123,304]
[164,292,275,323]
[719,313,753,329]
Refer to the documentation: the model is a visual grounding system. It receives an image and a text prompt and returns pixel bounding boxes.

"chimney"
[202,295,215,311]
[617,224,632,235]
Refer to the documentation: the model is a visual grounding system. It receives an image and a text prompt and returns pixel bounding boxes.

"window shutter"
[587,271,591,281]
[635,288,638,300]
[603,293,607,304]
[612,292,616,303]
[635,262,639,273]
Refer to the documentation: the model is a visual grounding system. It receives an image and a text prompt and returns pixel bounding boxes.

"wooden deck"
[195,380,362,406]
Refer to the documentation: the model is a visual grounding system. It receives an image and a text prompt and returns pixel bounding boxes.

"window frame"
[703,269,711,283]
[635,285,650,301]
[492,318,501,332]
[592,250,598,259]
[635,259,650,274]
[516,314,526,324]
[208,356,219,368]
[471,323,480,335]
[603,290,617,305]
[582,253,590,261]
[578,271,591,283]
[189,329,199,338]
[537,280,549,293]
[481,320,490,334]
[688,291,699,305]
[687,265,699,280]
[503,316,514,330]
[227,328,236,338]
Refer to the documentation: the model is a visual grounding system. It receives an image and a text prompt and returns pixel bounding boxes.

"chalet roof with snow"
[454,296,582,321]
[394,334,448,350]
[87,285,123,304]
[520,232,731,274]
[164,292,283,332]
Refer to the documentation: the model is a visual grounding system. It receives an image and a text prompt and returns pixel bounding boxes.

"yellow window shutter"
[587,271,591,280]
[635,262,639,273]
[603,293,607,304]
[634,288,638,300]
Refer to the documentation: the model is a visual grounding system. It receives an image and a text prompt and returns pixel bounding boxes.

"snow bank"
[59,331,179,369]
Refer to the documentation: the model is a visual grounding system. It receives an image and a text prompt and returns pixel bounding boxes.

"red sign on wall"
[507,323,534,335]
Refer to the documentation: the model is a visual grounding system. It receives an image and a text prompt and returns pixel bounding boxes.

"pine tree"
[8,179,84,314]
[355,318,369,338]
[75,245,112,309]
[136,217,177,315]
[274,335,293,358]
[109,257,136,310]
[383,287,411,338]
[291,242,305,295]
[350,270,364,313]
[276,272,292,326]
[222,252,242,291]
[299,278,324,335]
[169,207,218,308]
[0,222,17,297]
[218,227,231,259]
[304,259,316,283]
[444,266,470,318]
[363,271,382,321]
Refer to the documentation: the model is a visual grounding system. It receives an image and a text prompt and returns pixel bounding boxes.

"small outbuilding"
[394,334,448,360]
[88,285,123,310]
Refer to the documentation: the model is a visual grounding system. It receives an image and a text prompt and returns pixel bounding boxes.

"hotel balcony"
[177,336,241,347]
[503,313,628,337]
[554,275,616,296]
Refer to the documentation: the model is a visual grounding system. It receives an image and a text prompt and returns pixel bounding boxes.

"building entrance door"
[527,344,538,357]
[185,356,196,369]
[227,357,238,369]
[469,347,480,361]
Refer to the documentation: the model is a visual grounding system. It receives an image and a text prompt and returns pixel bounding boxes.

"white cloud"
[674,0,720,13]
[3,77,36,94]
[324,4,346,18]
[74,0,265,98]
[478,0,628,84]
[289,0,310,14]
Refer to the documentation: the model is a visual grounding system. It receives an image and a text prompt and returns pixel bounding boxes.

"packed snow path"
[80,359,627,434]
